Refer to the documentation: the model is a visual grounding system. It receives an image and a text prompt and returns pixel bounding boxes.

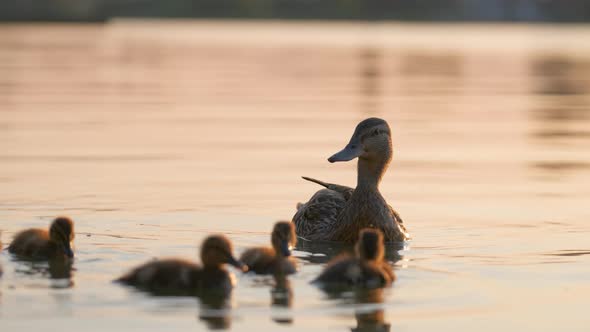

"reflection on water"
[351,289,389,332]
[47,258,74,286]
[400,52,463,77]
[321,288,390,332]
[360,47,381,114]
[0,238,3,278]
[270,275,293,324]
[0,21,590,332]
[198,293,233,330]
[11,257,74,289]
[532,56,590,96]
[297,239,403,265]
[529,55,590,178]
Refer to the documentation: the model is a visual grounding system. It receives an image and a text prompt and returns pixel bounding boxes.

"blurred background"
[1,2,590,332]
[1,0,590,22]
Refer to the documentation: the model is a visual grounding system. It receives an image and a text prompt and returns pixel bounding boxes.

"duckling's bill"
[228,255,248,272]
[280,241,292,257]
[65,244,74,258]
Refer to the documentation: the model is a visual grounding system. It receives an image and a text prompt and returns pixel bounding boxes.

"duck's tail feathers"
[302,176,354,200]
[301,176,330,189]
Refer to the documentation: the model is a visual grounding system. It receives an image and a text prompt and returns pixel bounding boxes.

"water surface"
[1,21,590,331]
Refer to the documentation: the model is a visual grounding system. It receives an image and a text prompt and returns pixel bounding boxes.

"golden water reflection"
[0,21,589,332]
[271,275,294,325]
[198,293,233,330]
[351,289,390,332]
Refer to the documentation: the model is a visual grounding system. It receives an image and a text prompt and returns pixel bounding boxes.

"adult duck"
[116,235,246,296]
[292,118,408,243]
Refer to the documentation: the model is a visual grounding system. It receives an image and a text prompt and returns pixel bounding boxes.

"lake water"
[1,20,590,331]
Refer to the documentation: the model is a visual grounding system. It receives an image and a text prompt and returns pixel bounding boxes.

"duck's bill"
[280,241,292,257]
[228,256,249,272]
[328,144,363,163]
[65,243,74,258]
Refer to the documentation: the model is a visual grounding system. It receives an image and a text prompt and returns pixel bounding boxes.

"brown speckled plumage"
[293,118,409,244]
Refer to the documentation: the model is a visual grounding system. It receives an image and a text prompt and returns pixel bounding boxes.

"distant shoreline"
[1,0,590,23]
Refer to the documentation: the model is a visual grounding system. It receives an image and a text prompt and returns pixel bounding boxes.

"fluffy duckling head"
[328,118,392,164]
[49,217,75,258]
[355,228,385,262]
[271,221,296,257]
[200,235,247,271]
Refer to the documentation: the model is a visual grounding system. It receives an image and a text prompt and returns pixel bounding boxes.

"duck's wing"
[116,259,200,291]
[292,188,347,241]
[239,247,276,274]
[387,204,410,240]
[387,205,403,225]
[8,229,50,258]
[311,256,357,286]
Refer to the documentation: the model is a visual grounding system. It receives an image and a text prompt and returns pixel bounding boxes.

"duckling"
[240,221,297,275]
[293,118,409,243]
[116,235,246,296]
[312,229,395,290]
[8,217,75,260]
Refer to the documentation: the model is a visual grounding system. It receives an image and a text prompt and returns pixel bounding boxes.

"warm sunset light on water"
[1,20,589,331]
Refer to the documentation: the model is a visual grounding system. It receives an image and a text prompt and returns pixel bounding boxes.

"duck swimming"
[293,117,408,243]
[312,228,395,290]
[8,217,75,260]
[240,221,297,275]
[116,235,246,296]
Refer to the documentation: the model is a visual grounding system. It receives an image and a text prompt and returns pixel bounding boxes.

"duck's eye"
[371,129,380,137]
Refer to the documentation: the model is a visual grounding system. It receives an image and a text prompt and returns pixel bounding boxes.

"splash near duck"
[293,118,409,243]
[240,221,297,275]
[116,234,247,296]
[8,217,75,260]
[312,228,395,290]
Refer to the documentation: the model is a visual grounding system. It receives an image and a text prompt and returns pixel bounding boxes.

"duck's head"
[49,217,75,258]
[201,235,247,272]
[355,228,385,262]
[328,118,392,164]
[271,221,296,257]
